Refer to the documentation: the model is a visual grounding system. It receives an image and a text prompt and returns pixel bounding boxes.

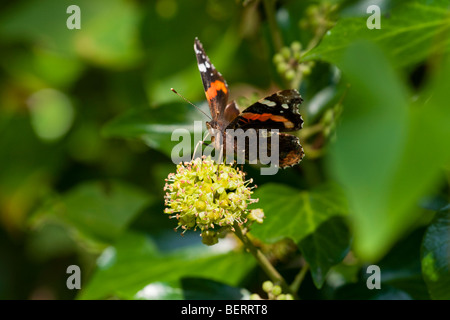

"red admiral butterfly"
[194,38,304,168]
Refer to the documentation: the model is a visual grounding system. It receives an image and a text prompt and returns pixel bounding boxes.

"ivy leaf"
[421,207,450,300]
[298,216,351,289]
[328,41,450,261]
[305,0,450,68]
[335,283,414,300]
[376,228,429,300]
[134,282,184,300]
[102,103,209,158]
[251,183,348,244]
[79,232,256,299]
[0,0,143,68]
[180,278,251,300]
[32,180,151,244]
[335,228,429,300]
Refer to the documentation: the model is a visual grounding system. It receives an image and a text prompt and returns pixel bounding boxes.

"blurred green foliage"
[0,0,449,300]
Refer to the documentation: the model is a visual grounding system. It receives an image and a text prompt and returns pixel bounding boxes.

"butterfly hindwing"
[270,132,304,168]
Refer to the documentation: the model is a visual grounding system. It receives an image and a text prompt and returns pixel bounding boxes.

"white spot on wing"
[198,63,207,72]
[205,61,210,68]
[260,99,276,107]
[282,103,289,109]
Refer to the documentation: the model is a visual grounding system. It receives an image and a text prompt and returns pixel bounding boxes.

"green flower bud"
[201,230,218,246]
[273,53,284,64]
[249,293,262,300]
[291,41,302,53]
[180,214,196,229]
[262,281,273,293]
[207,209,221,221]
[285,69,296,81]
[195,200,206,211]
[271,285,282,296]
[276,62,289,74]
[306,5,319,17]
[281,47,291,59]
[301,64,311,76]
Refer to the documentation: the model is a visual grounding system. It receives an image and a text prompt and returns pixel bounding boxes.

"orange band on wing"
[242,113,288,122]
[206,80,228,101]
[269,115,289,122]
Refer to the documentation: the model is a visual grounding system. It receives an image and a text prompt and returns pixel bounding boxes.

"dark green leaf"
[299,216,351,289]
[0,0,143,68]
[79,232,256,299]
[376,228,430,300]
[305,0,450,68]
[335,228,429,300]
[327,41,450,261]
[180,277,250,300]
[251,183,348,244]
[145,31,241,106]
[134,282,184,300]
[33,180,152,244]
[421,207,450,300]
[336,283,413,300]
[25,222,77,262]
[102,103,208,158]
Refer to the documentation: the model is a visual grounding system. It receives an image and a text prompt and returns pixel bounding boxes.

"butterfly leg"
[192,131,210,161]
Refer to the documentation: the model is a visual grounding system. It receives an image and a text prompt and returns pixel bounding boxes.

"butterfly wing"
[227,89,303,132]
[269,132,304,168]
[226,89,304,168]
[194,38,230,125]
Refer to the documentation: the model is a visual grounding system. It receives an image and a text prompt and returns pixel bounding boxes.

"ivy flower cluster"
[164,156,264,245]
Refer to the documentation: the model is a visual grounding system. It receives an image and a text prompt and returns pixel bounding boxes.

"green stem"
[291,68,303,90]
[299,123,325,140]
[305,26,325,52]
[290,263,309,293]
[303,7,332,55]
[233,222,298,299]
[262,0,283,52]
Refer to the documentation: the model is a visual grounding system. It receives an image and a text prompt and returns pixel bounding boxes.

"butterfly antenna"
[171,88,211,120]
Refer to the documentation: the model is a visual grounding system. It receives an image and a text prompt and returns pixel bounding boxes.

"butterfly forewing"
[227,89,303,132]
[194,38,229,124]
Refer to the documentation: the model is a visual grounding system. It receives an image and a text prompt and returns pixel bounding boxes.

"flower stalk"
[233,222,298,299]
